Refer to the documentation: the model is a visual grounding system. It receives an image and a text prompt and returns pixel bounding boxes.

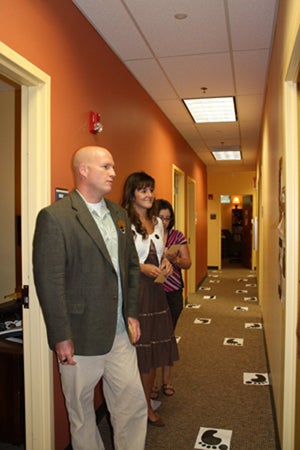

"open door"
[241,195,253,269]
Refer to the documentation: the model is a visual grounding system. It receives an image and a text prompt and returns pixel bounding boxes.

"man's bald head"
[72,146,116,202]
[72,146,112,177]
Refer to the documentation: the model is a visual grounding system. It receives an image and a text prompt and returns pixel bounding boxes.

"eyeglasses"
[159,215,171,222]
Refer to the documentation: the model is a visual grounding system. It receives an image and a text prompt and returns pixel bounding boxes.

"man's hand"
[127,317,141,344]
[55,339,76,365]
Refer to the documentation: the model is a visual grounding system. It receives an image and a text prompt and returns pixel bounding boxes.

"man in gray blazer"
[33,146,147,450]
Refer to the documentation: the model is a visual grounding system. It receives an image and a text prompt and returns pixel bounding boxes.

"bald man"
[33,146,147,450]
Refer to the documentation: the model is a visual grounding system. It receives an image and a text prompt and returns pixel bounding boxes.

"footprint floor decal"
[243,296,258,302]
[243,372,269,385]
[245,322,262,329]
[186,303,201,309]
[223,337,244,346]
[194,318,211,324]
[233,306,248,311]
[194,427,232,450]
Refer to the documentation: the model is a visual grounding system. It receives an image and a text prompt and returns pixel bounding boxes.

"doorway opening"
[0,76,24,445]
[221,194,253,269]
[0,42,53,450]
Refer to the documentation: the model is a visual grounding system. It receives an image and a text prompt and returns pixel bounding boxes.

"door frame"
[172,164,185,234]
[0,42,53,449]
[187,176,196,295]
[283,28,300,449]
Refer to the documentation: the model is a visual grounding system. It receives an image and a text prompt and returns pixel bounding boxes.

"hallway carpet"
[98,265,280,450]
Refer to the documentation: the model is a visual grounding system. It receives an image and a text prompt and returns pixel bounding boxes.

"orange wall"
[1,1,207,448]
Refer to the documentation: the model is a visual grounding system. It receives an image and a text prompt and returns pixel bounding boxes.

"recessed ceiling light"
[183,97,237,123]
[210,146,241,161]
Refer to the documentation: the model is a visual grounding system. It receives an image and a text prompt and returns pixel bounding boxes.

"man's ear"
[79,162,88,178]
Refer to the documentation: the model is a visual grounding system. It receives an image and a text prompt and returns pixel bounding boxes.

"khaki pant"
[60,332,147,450]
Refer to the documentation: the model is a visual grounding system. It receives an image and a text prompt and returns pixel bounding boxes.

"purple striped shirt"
[163,229,187,292]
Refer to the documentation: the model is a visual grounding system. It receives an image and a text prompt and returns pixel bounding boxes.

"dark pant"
[166,289,183,329]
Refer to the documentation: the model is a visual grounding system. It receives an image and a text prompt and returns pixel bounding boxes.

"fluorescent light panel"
[183,97,237,123]
[211,146,241,161]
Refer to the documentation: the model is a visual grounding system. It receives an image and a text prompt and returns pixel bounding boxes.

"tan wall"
[257,0,300,446]
[207,169,257,268]
[0,1,207,448]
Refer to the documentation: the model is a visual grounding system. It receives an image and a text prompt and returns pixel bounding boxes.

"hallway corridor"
[92,265,282,450]
[143,266,280,450]
[97,266,280,449]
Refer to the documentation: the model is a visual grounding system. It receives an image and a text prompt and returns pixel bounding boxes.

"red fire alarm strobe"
[89,111,103,134]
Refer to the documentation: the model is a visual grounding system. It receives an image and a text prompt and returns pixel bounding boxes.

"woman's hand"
[140,263,162,278]
[160,257,173,277]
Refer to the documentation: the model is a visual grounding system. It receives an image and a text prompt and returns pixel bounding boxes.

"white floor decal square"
[194,318,211,324]
[245,322,262,329]
[244,296,257,302]
[186,304,201,309]
[233,306,248,311]
[194,427,232,449]
[223,337,244,346]
[243,372,269,385]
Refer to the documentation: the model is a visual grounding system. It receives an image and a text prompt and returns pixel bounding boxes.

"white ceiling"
[73,0,279,169]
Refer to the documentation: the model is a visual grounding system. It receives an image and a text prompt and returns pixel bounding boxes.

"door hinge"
[22,285,29,309]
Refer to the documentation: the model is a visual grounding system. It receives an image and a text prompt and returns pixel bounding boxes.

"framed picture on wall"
[278,158,285,303]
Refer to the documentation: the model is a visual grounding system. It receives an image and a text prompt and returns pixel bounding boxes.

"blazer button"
[113,296,118,301]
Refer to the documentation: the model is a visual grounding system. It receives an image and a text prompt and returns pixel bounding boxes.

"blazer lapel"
[70,191,113,265]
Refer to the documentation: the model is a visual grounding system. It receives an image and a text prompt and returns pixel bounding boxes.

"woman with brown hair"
[122,172,179,427]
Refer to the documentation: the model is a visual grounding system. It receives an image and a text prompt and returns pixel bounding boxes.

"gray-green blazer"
[32,190,140,355]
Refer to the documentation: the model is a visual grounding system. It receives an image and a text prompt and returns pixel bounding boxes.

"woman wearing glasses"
[152,198,191,398]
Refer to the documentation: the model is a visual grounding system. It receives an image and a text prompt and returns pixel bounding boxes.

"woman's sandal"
[148,415,165,427]
[150,385,160,400]
[162,383,175,396]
